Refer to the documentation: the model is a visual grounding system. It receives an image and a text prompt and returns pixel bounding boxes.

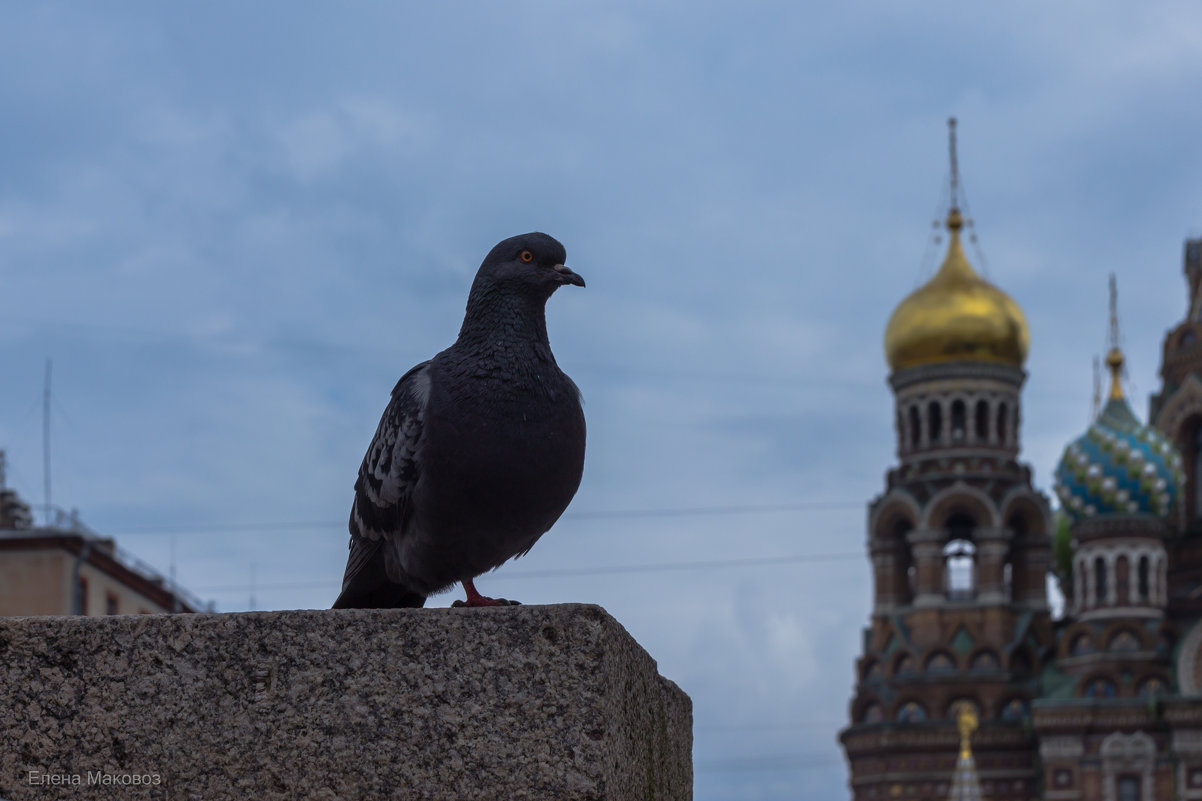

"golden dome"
[884,209,1029,371]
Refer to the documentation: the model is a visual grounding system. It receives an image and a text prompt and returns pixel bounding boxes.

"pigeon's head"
[477,232,585,298]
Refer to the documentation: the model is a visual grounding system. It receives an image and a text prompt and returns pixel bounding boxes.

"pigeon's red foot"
[452,578,521,607]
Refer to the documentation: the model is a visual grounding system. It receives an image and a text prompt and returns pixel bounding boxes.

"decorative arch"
[1081,674,1119,698]
[1136,674,1169,698]
[859,700,885,724]
[1058,622,1096,659]
[892,652,917,677]
[999,488,1052,536]
[1176,619,1202,695]
[1152,374,1202,526]
[922,482,1001,530]
[1099,731,1155,801]
[968,648,1000,671]
[860,658,883,683]
[924,650,957,673]
[869,490,922,539]
[1106,627,1143,652]
[895,699,928,723]
[999,697,1029,721]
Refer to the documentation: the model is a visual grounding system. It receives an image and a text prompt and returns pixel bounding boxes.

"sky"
[2,2,1201,798]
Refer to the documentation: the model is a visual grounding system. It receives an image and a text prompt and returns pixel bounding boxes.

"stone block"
[0,604,691,800]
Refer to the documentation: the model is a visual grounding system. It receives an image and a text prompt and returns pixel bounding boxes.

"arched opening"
[929,401,943,444]
[909,405,921,449]
[997,402,1009,446]
[1138,556,1150,601]
[951,400,967,442]
[1095,556,1109,605]
[975,400,989,442]
[888,517,915,605]
[896,700,927,722]
[944,522,977,602]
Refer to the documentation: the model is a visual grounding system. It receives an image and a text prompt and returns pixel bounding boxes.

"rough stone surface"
[0,604,691,800]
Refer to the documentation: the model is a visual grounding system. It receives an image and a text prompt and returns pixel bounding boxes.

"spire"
[948,704,984,800]
[1106,273,1125,401]
[946,117,964,232]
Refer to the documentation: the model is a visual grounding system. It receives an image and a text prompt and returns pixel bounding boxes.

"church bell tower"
[840,120,1055,801]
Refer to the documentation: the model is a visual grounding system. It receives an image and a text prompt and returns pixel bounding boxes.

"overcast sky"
[2,2,1202,798]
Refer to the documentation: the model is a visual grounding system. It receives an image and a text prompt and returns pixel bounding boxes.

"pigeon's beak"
[553,264,585,288]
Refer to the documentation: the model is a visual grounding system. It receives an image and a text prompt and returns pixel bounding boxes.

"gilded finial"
[1107,274,1125,400]
[956,703,978,760]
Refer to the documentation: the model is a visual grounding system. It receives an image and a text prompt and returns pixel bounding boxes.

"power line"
[103,500,866,535]
[694,754,839,773]
[188,551,864,593]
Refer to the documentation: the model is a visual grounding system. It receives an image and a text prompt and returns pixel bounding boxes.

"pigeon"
[332,232,586,609]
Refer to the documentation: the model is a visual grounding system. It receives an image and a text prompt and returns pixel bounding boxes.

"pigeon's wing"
[339,361,432,596]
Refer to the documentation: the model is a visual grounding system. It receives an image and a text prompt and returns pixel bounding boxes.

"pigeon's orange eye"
[519,250,534,263]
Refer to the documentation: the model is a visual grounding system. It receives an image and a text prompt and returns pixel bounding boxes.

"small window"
[105,593,119,616]
[1095,556,1109,604]
[975,400,989,441]
[929,402,943,444]
[909,406,921,448]
[951,400,967,442]
[1138,556,1150,601]
[76,576,89,615]
[1117,775,1141,801]
[997,402,1009,445]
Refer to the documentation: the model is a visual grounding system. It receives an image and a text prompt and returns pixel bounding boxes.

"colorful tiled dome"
[1054,349,1183,521]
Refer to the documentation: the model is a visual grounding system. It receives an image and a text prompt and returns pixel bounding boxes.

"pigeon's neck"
[457,284,551,351]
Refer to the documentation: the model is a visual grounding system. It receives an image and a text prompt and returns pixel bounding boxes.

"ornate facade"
[840,125,1202,800]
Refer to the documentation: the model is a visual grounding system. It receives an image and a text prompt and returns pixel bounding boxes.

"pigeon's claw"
[453,578,521,607]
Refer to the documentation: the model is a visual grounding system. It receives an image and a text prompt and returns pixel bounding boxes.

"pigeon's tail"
[332,538,427,609]
[332,580,426,609]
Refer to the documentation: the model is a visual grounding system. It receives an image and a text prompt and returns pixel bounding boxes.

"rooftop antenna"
[0,449,6,491]
[43,358,52,525]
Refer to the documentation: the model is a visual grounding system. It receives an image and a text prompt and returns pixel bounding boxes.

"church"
[840,122,1202,801]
